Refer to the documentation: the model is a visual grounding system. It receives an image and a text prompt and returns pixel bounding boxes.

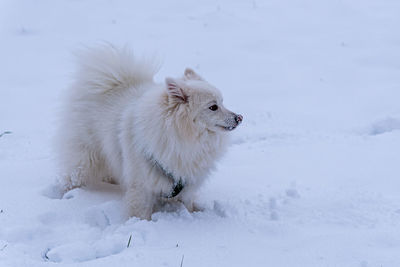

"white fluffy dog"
[57,45,243,220]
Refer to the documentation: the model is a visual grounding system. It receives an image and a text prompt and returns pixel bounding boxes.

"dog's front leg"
[179,186,204,213]
[124,184,154,220]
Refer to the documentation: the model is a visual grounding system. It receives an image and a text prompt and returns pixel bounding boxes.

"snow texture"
[1,0,400,266]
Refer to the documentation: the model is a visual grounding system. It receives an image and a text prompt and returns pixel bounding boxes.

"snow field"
[1,0,400,266]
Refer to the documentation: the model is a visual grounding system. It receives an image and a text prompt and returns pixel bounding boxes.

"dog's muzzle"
[221,113,243,131]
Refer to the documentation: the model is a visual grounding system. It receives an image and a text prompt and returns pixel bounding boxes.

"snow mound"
[369,117,400,135]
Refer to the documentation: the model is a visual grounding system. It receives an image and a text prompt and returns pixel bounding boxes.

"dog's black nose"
[235,114,243,124]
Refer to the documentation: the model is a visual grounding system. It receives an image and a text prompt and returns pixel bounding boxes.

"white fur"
[56,45,241,220]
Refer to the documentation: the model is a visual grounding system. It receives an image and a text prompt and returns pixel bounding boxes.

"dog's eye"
[209,104,218,111]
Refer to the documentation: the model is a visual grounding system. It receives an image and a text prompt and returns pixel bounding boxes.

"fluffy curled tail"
[73,44,159,94]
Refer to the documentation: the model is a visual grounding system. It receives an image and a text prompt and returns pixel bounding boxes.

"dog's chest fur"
[126,88,229,189]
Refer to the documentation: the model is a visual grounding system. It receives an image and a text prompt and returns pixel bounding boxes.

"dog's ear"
[184,68,203,80]
[165,78,188,103]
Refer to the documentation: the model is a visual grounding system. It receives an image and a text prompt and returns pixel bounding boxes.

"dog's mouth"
[217,125,237,131]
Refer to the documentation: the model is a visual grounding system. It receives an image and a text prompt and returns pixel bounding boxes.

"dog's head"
[165,68,243,133]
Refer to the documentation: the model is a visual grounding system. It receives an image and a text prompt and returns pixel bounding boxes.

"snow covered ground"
[1,0,400,266]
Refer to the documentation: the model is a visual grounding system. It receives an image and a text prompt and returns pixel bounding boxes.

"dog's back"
[57,45,158,189]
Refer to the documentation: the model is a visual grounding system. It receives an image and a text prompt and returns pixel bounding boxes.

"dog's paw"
[192,202,205,212]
